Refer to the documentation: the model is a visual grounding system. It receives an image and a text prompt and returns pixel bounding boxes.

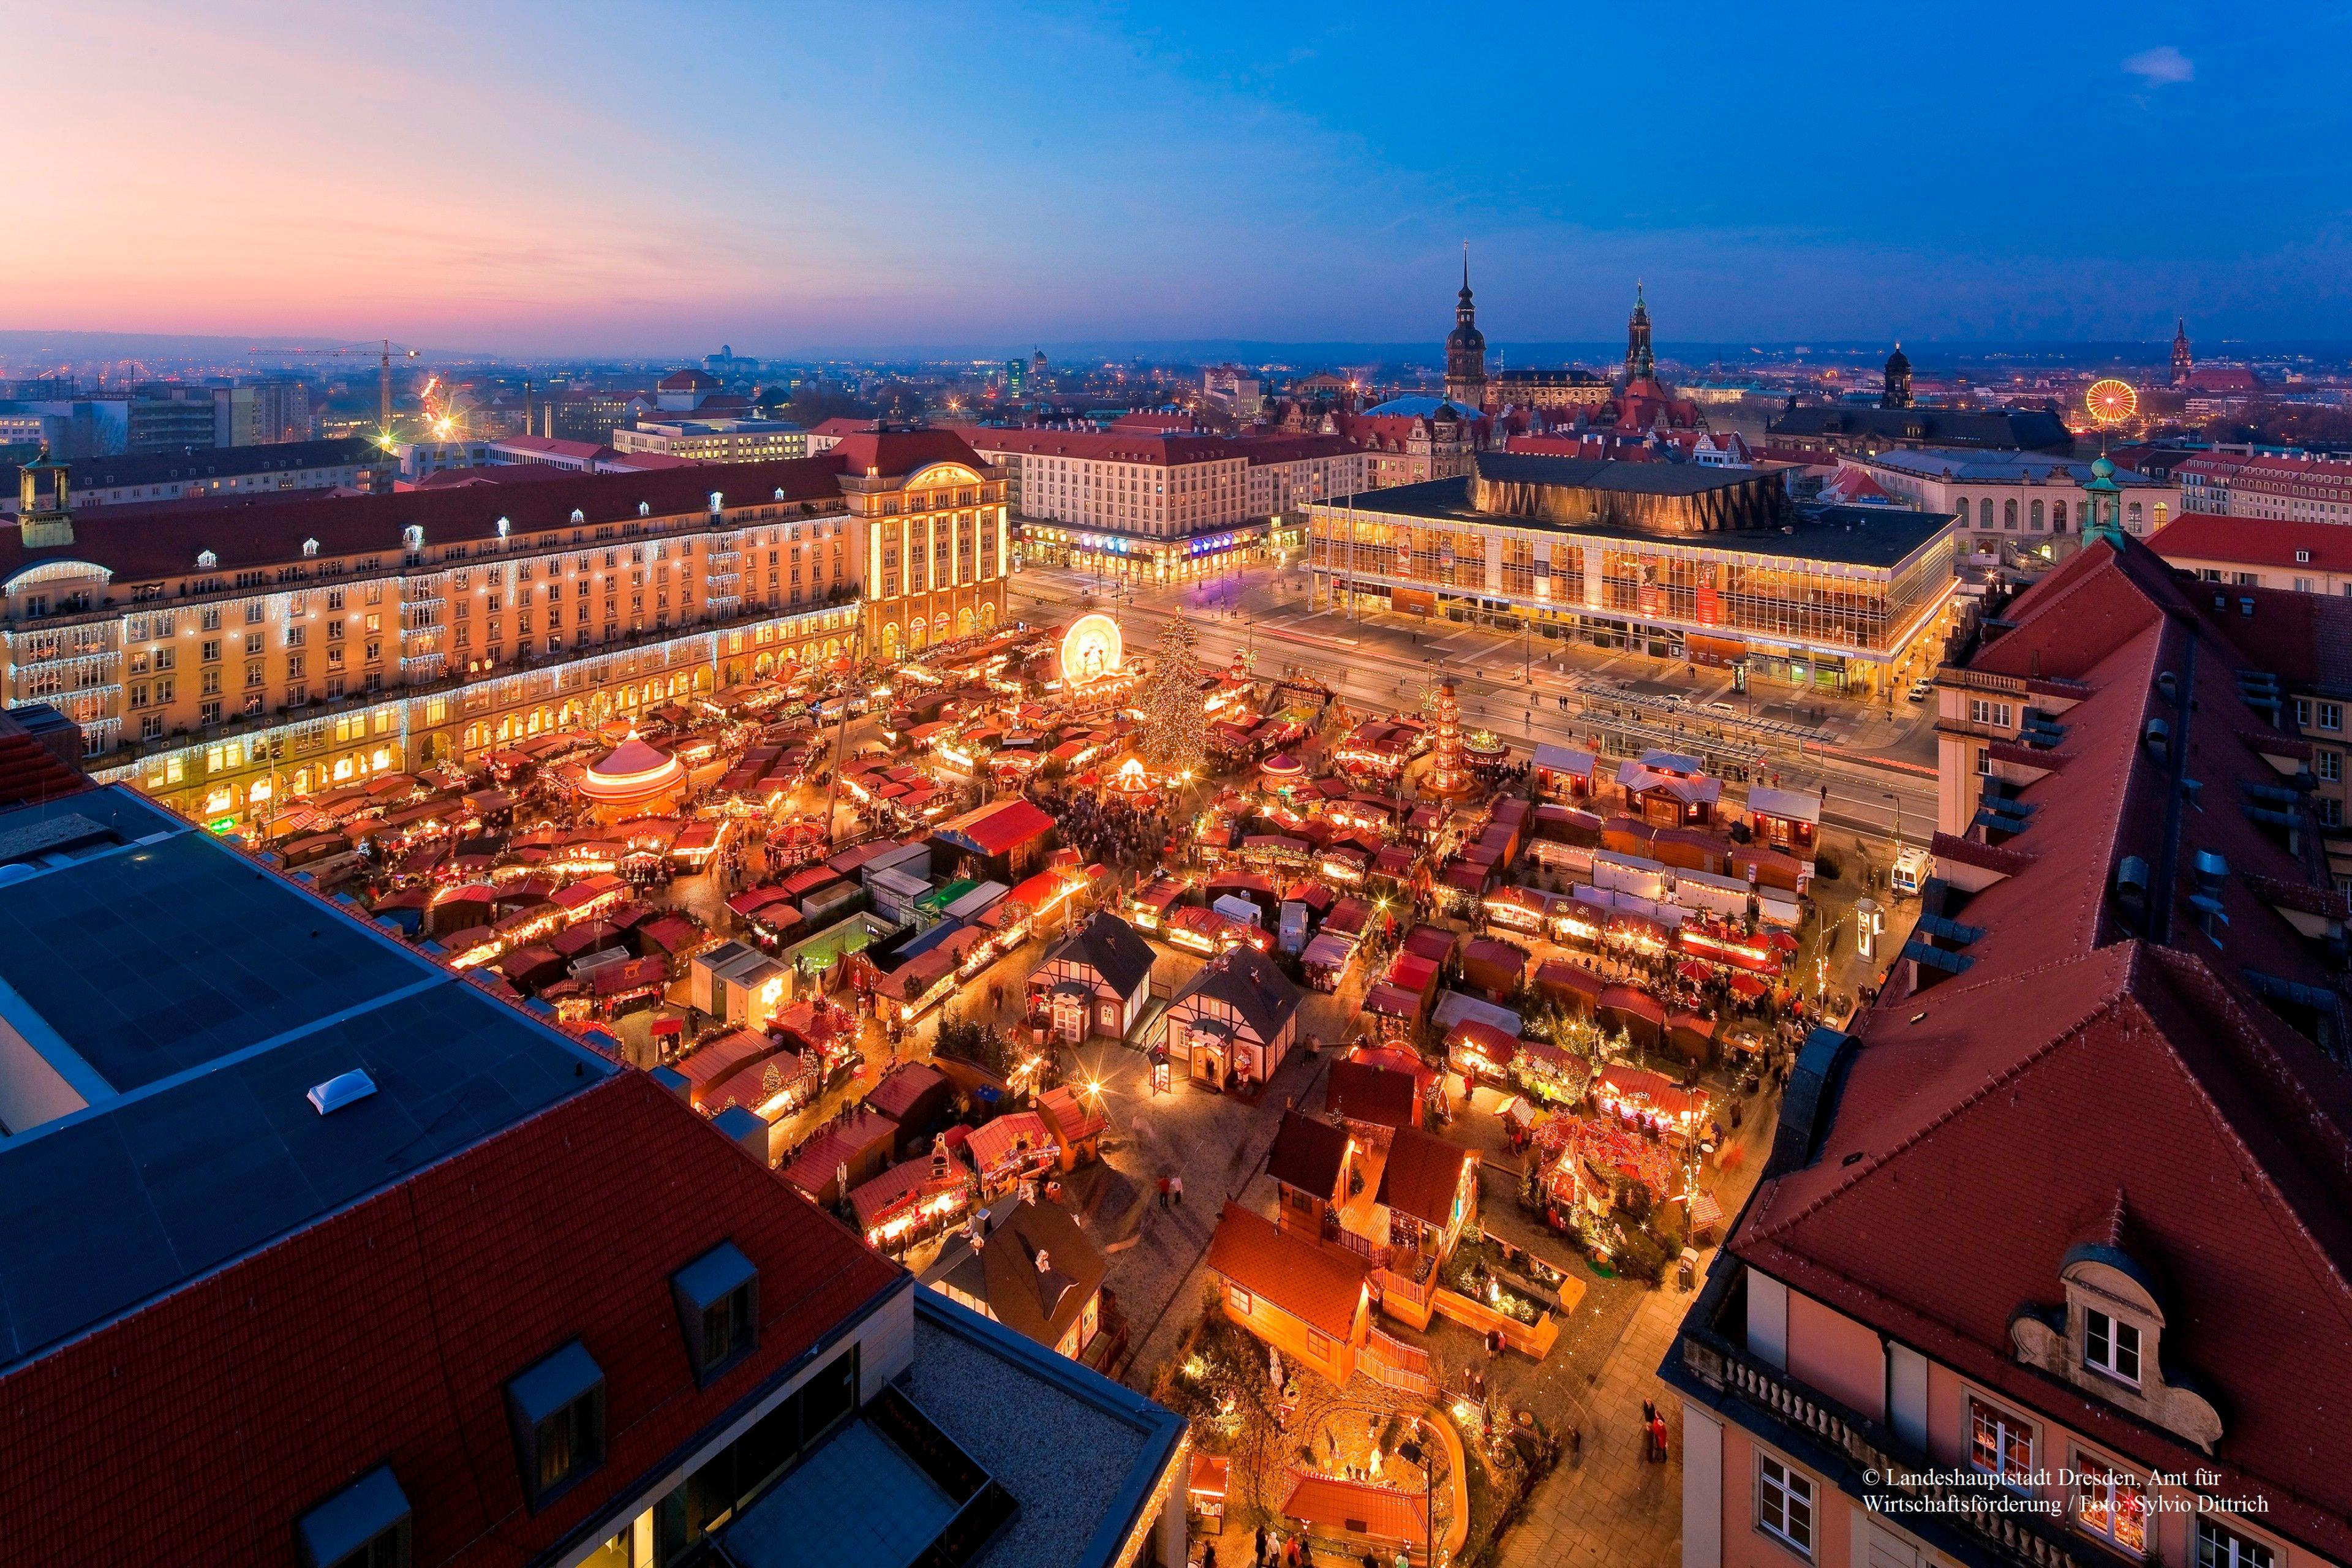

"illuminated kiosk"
[578,731,687,823]
[1057,612,1125,687]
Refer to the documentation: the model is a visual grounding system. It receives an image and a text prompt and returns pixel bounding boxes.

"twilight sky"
[10,1,2350,356]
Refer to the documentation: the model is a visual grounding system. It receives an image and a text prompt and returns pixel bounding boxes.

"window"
[2321,702,2343,733]
[2198,1520,2274,1568]
[2319,750,2342,783]
[1969,1395,2034,1485]
[1226,1282,1254,1314]
[296,1465,412,1568]
[1756,1453,1814,1558]
[2086,1310,2141,1385]
[504,1341,606,1510]
[2075,1457,2148,1554]
[1970,699,2013,728]
[671,1242,758,1387]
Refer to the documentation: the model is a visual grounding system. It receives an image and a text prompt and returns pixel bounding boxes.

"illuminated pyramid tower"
[1423,677,1480,801]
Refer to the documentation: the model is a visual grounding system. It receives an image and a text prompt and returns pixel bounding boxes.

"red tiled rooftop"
[0,1072,898,1566]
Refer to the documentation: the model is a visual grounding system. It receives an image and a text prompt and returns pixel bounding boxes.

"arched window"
[2127,501,2144,533]
[2155,503,2168,527]
[1980,499,1994,529]
[2030,500,2045,530]
[1952,496,1968,527]
[2051,500,2067,532]
[2003,499,2018,530]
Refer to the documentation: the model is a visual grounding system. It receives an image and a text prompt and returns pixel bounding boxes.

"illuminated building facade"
[1,435,994,823]
[842,429,1011,663]
[612,417,810,462]
[1311,453,1961,694]
[954,425,1364,581]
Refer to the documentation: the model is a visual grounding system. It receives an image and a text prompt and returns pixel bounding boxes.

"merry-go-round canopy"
[578,732,686,808]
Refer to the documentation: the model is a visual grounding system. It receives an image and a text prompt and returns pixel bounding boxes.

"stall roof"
[1430,990,1522,1038]
[1744,784,1822,826]
[1205,1203,1369,1340]
[1532,742,1597,776]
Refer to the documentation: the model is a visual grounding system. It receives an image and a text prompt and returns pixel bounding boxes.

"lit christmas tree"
[1139,611,1207,779]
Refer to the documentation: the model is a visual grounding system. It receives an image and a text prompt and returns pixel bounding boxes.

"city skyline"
[9,2,2350,355]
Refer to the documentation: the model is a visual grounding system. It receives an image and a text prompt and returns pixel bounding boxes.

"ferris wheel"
[2086,379,2139,427]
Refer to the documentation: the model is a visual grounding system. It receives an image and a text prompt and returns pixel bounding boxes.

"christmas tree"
[1139,611,1207,778]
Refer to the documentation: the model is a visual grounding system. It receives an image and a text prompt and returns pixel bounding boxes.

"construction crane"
[247,339,419,439]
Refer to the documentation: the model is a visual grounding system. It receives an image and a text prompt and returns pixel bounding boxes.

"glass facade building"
[1308,464,1960,694]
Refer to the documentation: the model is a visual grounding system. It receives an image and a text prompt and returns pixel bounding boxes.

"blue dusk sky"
[7,1,2348,355]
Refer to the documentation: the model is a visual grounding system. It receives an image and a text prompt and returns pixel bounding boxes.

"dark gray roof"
[1172,944,1302,1044]
[1766,404,2072,453]
[1471,450,1767,497]
[0,788,611,1369]
[1043,912,1156,998]
[1,436,383,497]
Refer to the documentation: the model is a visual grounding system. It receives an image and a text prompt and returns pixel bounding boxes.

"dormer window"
[639,501,651,517]
[2085,1308,2141,1385]
[571,508,586,524]
[671,1240,758,1387]
[197,549,218,570]
[303,538,320,557]
[503,1341,605,1511]
[296,1464,412,1568]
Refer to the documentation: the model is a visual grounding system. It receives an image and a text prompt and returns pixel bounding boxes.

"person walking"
[1156,1174,1170,1209]
[1651,1411,1670,1464]
[1171,1173,1185,1206]
[1254,1524,1267,1566]
[1642,1398,1658,1459]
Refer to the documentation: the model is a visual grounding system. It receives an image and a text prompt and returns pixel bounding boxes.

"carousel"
[576,731,687,823]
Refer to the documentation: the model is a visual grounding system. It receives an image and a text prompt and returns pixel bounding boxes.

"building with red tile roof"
[1670,531,2352,1568]
[2149,510,2352,597]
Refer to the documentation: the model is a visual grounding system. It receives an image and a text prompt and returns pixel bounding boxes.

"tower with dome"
[1444,244,1488,405]
[1880,344,1913,409]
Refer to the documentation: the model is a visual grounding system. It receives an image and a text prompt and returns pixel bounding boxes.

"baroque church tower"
[1444,244,1488,407]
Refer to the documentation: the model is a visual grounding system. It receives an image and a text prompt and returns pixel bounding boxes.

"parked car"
[1706,699,1738,715]
[1906,677,1936,704]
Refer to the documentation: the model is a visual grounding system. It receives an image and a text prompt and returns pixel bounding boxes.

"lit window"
[2075,1457,2148,1555]
[1969,1395,2034,1486]
[1757,1453,1814,1558]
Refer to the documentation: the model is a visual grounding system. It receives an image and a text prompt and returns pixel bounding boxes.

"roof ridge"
[1749,949,2137,1243]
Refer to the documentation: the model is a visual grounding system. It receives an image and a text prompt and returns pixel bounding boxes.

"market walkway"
[1496,1243,1704,1568]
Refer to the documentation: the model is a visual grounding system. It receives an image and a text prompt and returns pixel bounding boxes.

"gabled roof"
[1374,1126,1476,1229]
[1041,911,1156,998]
[921,1197,1104,1350]
[933,798,1056,858]
[1324,1060,1418,1129]
[1205,1202,1370,1340]
[1168,943,1302,1044]
[1265,1110,1351,1200]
